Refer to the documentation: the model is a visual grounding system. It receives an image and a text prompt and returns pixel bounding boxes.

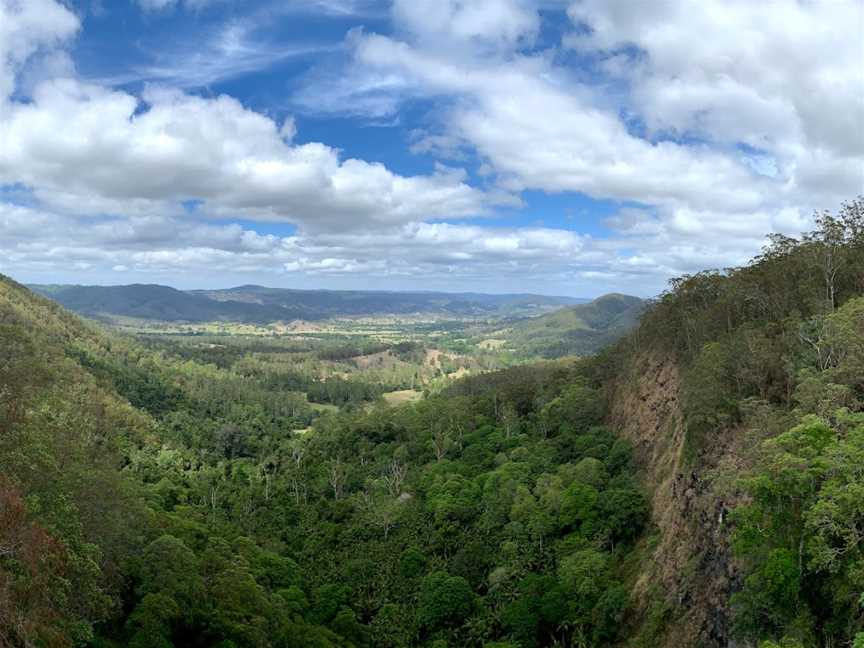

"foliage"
[6,197,864,648]
[0,270,649,646]
[505,293,645,358]
[604,198,864,646]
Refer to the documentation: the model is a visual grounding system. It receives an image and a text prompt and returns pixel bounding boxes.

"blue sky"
[0,0,861,296]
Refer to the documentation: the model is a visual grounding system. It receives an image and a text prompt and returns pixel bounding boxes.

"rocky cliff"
[609,353,752,648]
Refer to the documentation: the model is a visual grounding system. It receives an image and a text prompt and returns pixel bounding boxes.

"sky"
[0,0,862,297]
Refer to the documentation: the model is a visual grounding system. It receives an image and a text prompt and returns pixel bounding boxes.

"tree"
[206,564,271,646]
[126,593,179,648]
[431,421,450,462]
[330,607,367,646]
[0,325,52,436]
[366,491,401,540]
[509,484,554,546]
[540,382,604,436]
[399,547,426,579]
[571,457,608,488]
[382,458,408,497]
[557,547,622,642]
[598,487,649,546]
[823,297,864,387]
[558,481,599,534]
[371,603,413,648]
[0,480,72,648]
[425,473,480,524]
[418,571,475,630]
[327,459,347,500]
[137,535,204,612]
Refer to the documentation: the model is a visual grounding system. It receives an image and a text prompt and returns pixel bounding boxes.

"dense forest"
[0,275,648,648]
[2,198,864,648]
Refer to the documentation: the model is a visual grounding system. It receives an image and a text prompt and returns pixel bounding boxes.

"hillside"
[505,293,645,358]
[596,198,864,647]
[30,283,585,324]
[31,283,291,323]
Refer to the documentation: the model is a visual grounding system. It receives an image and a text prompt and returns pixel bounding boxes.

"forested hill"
[30,283,586,323]
[504,293,645,358]
[3,197,864,648]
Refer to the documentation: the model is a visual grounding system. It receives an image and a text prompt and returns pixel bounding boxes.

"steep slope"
[0,274,156,644]
[506,293,645,357]
[607,352,746,647]
[599,199,864,648]
[0,275,351,647]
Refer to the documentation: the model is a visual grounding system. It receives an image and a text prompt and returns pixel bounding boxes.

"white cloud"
[1,0,862,295]
[1,196,802,296]
[566,0,864,158]
[95,20,336,90]
[0,58,489,235]
[0,201,613,291]
[392,0,540,52]
[290,0,863,290]
[0,0,79,100]
[349,32,772,212]
[563,0,864,240]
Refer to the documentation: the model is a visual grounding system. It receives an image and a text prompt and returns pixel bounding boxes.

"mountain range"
[29,283,590,323]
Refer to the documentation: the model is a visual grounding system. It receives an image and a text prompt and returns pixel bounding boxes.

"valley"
[21,288,649,423]
[1,1,858,646]
[2,201,864,648]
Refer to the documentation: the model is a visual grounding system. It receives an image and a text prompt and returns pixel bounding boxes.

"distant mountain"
[505,293,646,357]
[29,283,587,323]
[30,284,290,323]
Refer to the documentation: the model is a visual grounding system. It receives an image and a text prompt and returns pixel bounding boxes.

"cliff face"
[609,353,749,648]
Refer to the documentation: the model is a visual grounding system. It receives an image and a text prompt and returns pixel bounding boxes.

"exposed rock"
[609,352,748,648]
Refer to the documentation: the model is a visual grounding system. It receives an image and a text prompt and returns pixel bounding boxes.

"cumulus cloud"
[566,0,864,157]
[0,0,78,100]
[290,0,863,288]
[354,34,772,209]
[0,0,492,237]
[0,201,601,289]
[563,0,864,226]
[0,81,489,231]
[0,0,861,295]
[1,192,767,296]
[392,0,540,52]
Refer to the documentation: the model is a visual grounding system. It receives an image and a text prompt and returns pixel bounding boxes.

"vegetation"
[32,283,645,361]
[0,274,648,647]
[5,197,864,647]
[503,293,645,359]
[603,198,864,646]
